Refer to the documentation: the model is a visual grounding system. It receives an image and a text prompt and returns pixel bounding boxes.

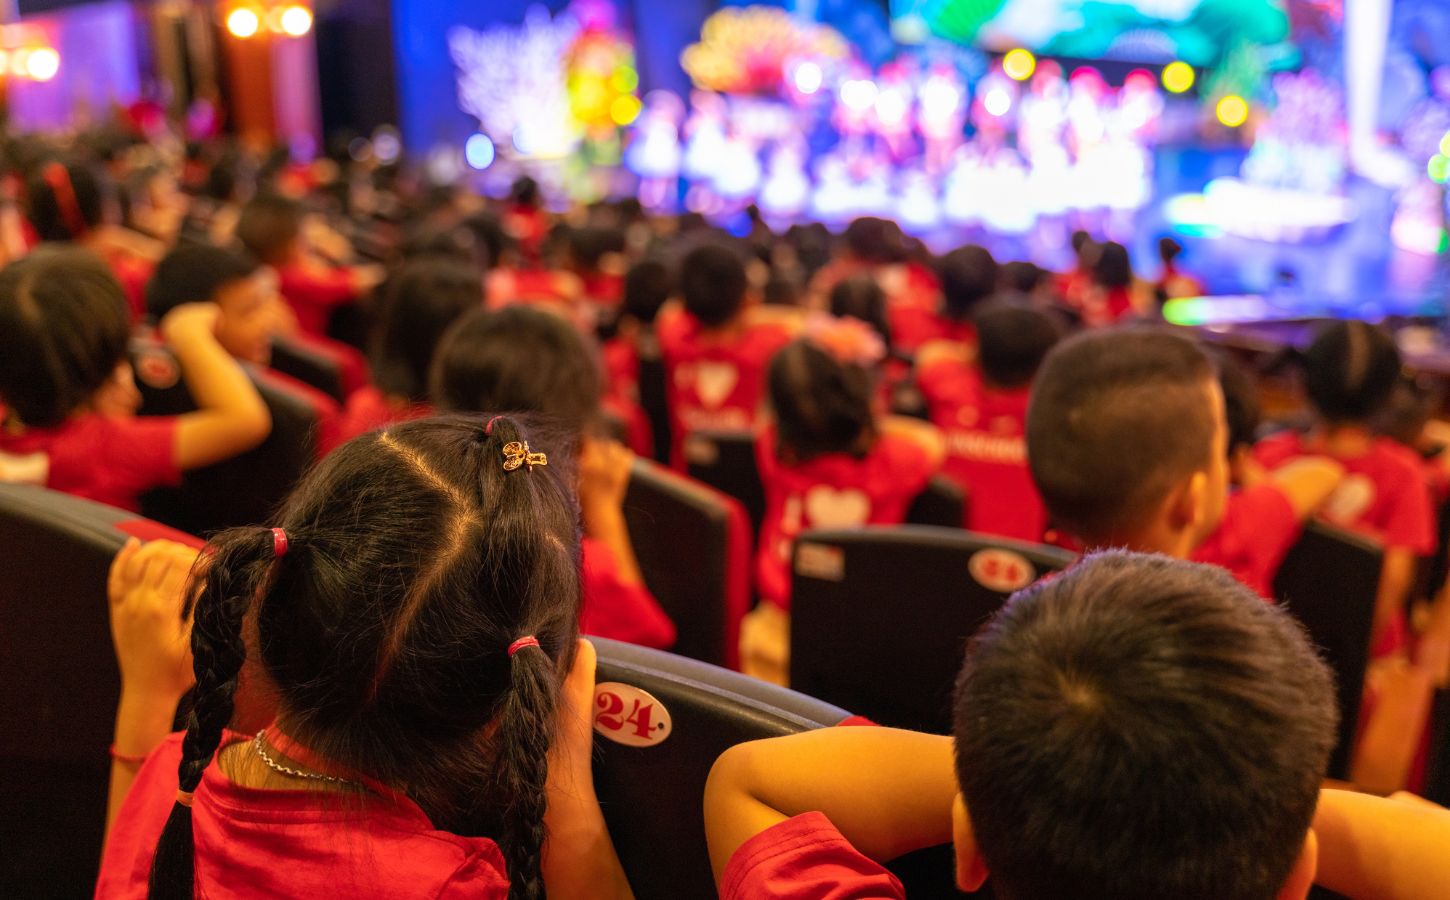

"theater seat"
[1424,688,1450,806]
[904,475,966,528]
[0,483,200,898]
[638,352,672,466]
[1272,521,1384,781]
[269,334,366,403]
[131,338,333,534]
[622,460,751,668]
[790,526,1075,733]
[684,429,765,539]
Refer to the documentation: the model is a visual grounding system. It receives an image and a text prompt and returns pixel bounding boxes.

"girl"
[0,247,271,512]
[433,306,677,650]
[98,416,632,899]
[337,255,483,446]
[744,329,944,684]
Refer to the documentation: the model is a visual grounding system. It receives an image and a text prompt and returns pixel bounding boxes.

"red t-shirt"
[1192,483,1301,599]
[336,386,432,451]
[1254,432,1436,554]
[0,413,179,512]
[888,308,975,354]
[917,359,1045,543]
[657,309,793,469]
[720,811,905,900]
[582,537,677,649]
[96,731,511,900]
[278,264,360,337]
[755,430,936,609]
[107,254,154,324]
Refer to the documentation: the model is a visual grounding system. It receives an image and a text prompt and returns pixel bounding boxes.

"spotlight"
[25,47,59,82]
[279,6,313,37]
[227,8,260,39]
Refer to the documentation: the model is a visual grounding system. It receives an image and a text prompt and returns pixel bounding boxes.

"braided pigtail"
[495,643,559,900]
[148,527,279,900]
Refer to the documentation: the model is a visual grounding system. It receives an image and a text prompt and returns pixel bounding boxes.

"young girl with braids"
[97,416,633,899]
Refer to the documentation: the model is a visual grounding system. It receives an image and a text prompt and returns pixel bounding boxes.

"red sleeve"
[95,733,186,900]
[720,812,906,900]
[104,416,183,495]
[915,358,974,414]
[1381,455,1436,554]
[286,267,357,308]
[655,309,690,360]
[1193,484,1300,599]
[580,538,677,649]
[877,434,937,502]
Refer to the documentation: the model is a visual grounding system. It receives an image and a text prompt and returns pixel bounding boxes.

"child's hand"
[548,638,599,800]
[107,538,198,703]
[159,302,222,343]
[578,437,634,517]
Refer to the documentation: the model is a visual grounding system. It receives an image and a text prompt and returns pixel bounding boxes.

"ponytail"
[494,643,559,900]
[148,527,279,899]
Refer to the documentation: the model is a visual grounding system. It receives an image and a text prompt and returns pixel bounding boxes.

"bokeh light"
[610,94,642,126]
[983,87,1012,117]
[464,133,495,170]
[1429,154,1450,185]
[792,61,823,95]
[227,8,260,39]
[25,47,59,81]
[1162,61,1195,94]
[279,6,313,37]
[1003,48,1036,82]
[1216,94,1249,128]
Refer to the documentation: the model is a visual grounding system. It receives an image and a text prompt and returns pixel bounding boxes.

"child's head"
[1303,321,1400,425]
[951,551,1335,900]
[680,243,749,329]
[0,246,133,427]
[1377,377,1435,449]
[148,244,280,365]
[431,305,603,440]
[1093,241,1133,290]
[151,416,581,897]
[828,275,891,353]
[1159,236,1184,266]
[939,245,998,322]
[767,339,875,464]
[974,303,1060,389]
[26,160,111,242]
[371,256,483,404]
[1027,329,1227,553]
[622,259,673,326]
[999,260,1045,297]
[843,217,906,264]
[234,194,305,266]
[1070,229,1096,267]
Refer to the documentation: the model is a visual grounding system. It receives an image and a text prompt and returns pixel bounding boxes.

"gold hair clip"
[503,440,548,472]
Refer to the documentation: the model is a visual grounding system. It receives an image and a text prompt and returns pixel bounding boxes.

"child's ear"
[1275,828,1317,900]
[952,794,989,892]
[1168,469,1208,533]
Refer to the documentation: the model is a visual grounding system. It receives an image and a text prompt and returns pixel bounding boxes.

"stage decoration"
[681,6,850,95]
[222,3,313,39]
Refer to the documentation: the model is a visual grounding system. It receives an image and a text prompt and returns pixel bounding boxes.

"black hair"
[1000,260,1045,295]
[1026,329,1218,542]
[234,194,305,265]
[463,212,512,271]
[954,551,1336,900]
[622,259,672,325]
[146,244,262,321]
[0,246,131,427]
[828,275,892,354]
[26,160,109,241]
[762,274,800,308]
[148,416,581,900]
[767,340,876,464]
[680,243,748,329]
[843,216,906,264]
[975,303,1060,389]
[510,176,540,208]
[432,306,603,440]
[939,245,999,322]
[1093,242,1133,290]
[1159,236,1184,265]
[1070,229,1094,257]
[1215,352,1261,454]
[568,226,625,273]
[1377,377,1437,448]
[1303,321,1401,424]
[371,256,484,403]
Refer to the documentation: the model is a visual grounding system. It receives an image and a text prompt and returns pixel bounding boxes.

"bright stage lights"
[875,88,907,126]
[464,133,495,170]
[792,61,823,95]
[1429,154,1450,185]
[1440,131,1450,159]
[610,95,642,125]
[279,6,313,37]
[25,46,59,81]
[1002,49,1035,82]
[227,8,260,39]
[840,78,878,112]
[1162,61,1195,94]
[983,87,1012,118]
[1216,95,1249,128]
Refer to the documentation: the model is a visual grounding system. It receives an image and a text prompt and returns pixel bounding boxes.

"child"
[1026,328,1228,557]
[1255,322,1435,655]
[337,255,482,446]
[432,305,677,650]
[146,244,290,368]
[706,552,1450,900]
[657,243,797,468]
[98,417,632,898]
[745,333,944,685]
[917,303,1061,542]
[234,193,384,338]
[1077,241,1141,327]
[889,244,997,353]
[601,259,673,458]
[1154,236,1205,305]
[0,247,271,512]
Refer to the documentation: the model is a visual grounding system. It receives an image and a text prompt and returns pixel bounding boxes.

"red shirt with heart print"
[754,427,937,610]
[657,308,794,469]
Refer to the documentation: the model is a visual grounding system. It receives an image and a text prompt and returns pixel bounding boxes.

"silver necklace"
[252,730,363,789]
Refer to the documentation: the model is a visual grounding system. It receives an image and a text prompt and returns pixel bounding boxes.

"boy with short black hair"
[147,244,284,366]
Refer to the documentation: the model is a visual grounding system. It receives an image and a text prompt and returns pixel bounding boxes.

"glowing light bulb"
[25,47,58,82]
[279,6,313,37]
[227,8,260,39]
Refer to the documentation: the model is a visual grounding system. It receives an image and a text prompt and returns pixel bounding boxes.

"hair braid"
[495,649,559,900]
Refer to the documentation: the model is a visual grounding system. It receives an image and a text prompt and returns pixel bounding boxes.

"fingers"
[563,638,599,710]
[107,537,141,604]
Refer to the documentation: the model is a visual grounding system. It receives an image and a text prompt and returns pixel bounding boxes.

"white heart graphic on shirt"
[694,362,739,410]
[1324,474,1375,525]
[804,486,871,529]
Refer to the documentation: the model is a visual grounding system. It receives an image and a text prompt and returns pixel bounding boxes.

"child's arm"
[880,415,947,469]
[1312,789,1450,900]
[914,340,972,374]
[704,727,957,885]
[160,302,273,470]
[579,437,647,588]
[105,538,197,840]
[1268,457,1345,519]
[1374,547,1417,654]
[543,639,634,900]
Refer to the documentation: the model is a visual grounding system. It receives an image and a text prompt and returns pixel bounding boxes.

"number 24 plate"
[592,683,674,748]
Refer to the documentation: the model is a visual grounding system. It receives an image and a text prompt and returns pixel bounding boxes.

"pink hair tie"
[485,415,504,435]
[507,636,540,658]
[271,528,289,559]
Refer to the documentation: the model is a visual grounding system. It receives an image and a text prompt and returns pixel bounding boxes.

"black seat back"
[684,429,765,540]
[131,339,326,534]
[622,460,751,668]
[790,526,1075,733]
[0,484,198,897]
[638,348,672,466]
[269,335,347,402]
[1271,521,1383,780]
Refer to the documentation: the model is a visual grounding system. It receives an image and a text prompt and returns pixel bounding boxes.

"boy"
[706,551,1450,899]
[917,303,1060,542]
[147,244,288,368]
[657,243,797,469]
